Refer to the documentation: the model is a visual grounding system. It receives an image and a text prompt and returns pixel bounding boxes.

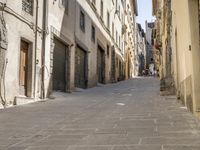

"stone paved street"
[0,77,200,150]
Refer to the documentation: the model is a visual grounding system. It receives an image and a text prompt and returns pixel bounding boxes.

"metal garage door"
[53,38,67,91]
[97,45,105,83]
[75,46,86,88]
[111,49,116,82]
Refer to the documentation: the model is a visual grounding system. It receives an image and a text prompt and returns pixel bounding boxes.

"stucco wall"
[2,0,44,104]
[172,0,200,113]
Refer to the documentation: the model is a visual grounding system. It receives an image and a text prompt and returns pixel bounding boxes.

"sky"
[136,0,155,31]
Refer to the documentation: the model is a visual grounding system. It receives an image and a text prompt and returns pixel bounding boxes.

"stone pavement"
[0,77,200,150]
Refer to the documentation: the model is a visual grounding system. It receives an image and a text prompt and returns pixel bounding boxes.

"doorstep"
[14,96,36,106]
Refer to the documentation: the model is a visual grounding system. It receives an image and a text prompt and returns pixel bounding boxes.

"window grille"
[22,0,33,15]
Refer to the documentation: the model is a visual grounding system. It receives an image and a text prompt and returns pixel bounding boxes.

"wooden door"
[19,40,29,91]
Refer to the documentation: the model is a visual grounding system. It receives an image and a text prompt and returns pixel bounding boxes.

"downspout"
[41,0,48,99]
[0,6,8,107]
[34,0,39,98]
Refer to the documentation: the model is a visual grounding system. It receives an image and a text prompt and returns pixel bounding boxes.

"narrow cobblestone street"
[0,77,200,150]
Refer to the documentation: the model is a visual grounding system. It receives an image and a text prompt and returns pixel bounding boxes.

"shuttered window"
[80,11,85,32]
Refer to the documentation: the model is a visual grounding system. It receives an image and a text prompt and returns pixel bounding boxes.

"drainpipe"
[41,0,48,99]
[34,0,39,98]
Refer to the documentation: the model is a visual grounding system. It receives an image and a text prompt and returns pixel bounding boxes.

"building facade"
[135,23,145,76]
[145,21,155,74]
[124,0,138,79]
[0,0,45,107]
[0,0,138,108]
[153,0,200,117]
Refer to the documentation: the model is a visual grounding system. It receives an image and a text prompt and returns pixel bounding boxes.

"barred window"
[22,0,33,15]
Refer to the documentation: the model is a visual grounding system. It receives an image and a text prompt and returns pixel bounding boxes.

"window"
[118,6,121,19]
[91,25,95,42]
[112,23,114,38]
[112,0,114,5]
[92,0,96,5]
[60,0,69,14]
[22,0,33,15]
[107,45,110,56]
[122,42,124,52]
[119,36,121,48]
[65,0,69,14]
[115,0,118,10]
[100,0,104,18]
[80,11,85,32]
[116,31,118,44]
[124,42,125,53]
[115,57,117,67]
[107,11,110,29]
[91,0,96,9]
